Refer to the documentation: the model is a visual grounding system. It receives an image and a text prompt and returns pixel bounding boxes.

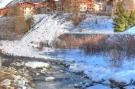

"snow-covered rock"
[18,79,26,88]
[25,61,50,69]
[1,79,11,86]
[45,76,55,82]
[109,70,135,84]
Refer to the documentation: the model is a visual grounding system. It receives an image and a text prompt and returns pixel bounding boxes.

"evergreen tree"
[128,11,135,28]
[113,2,128,32]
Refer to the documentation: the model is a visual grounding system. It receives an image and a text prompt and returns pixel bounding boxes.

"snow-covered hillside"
[124,26,135,34]
[21,14,69,46]
[0,14,70,57]
[1,13,135,89]
[0,0,14,8]
[0,14,115,57]
[78,15,113,32]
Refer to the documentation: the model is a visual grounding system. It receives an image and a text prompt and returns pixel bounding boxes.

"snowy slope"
[1,13,135,89]
[0,14,69,57]
[21,14,68,46]
[0,0,14,8]
[75,15,114,33]
[80,16,113,30]
[124,26,135,34]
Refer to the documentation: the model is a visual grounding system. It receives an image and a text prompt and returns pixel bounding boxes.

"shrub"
[80,35,107,54]
[55,34,81,48]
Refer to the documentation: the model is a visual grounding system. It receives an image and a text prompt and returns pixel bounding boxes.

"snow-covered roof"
[0,0,14,9]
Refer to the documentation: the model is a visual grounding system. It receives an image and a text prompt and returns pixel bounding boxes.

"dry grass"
[55,34,81,48]
[57,34,135,67]
[80,35,107,53]
[56,34,107,49]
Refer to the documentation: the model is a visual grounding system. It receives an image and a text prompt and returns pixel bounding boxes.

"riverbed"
[1,55,92,89]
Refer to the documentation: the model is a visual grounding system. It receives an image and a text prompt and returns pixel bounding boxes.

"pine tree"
[113,2,128,32]
[128,11,135,28]
[114,15,128,32]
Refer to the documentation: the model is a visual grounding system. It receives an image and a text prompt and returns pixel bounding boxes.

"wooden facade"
[61,0,94,13]
[2,0,135,17]
[0,2,49,17]
[0,8,9,16]
[69,0,94,12]
[0,0,96,17]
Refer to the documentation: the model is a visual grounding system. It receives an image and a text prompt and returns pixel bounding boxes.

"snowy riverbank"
[1,14,135,89]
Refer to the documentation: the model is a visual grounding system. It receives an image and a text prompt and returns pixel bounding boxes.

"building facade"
[0,8,9,16]
[1,0,135,17]
[66,0,94,13]
[0,0,94,17]
[0,2,49,17]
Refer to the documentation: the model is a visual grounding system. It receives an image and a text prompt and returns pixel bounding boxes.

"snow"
[125,85,135,89]
[87,84,111,89]
[22,14,68,46]
[12,75,29,89]
[75,15,135,34]
[42,49,135,85]
[45,76,55,82]
[1,13,135,87]
[0,40,53,59]
[25,61,50,68]
[0,0,14,8]
[76,15,114,33]
[0,14,69,58]
[124,26,135,34]
[71,51,135,84]
[109,70,135,84]
[1,79,11,86]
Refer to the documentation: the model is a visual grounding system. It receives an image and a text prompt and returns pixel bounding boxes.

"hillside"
[1,14,135,89]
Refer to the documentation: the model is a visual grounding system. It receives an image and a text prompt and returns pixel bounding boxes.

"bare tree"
[7,5,34,34]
